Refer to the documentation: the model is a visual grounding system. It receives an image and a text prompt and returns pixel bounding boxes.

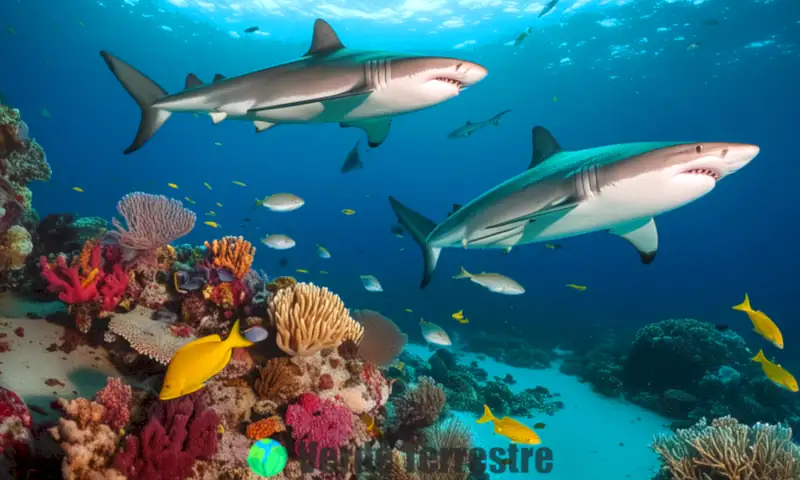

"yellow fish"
[168,183,179,189]
[565,284,587,291]
[319,270,329,275]
[545,243,562,250]
[72,187,84,193]
[452,310,464,320]
[232,181,246,187]
[477,404,541,444]
[160,320,254,400]
[216,202,223,207]
[217,424,225,435]
[204,182,212,190]
[296,269,309,273]
[205,211,216,217]
[752,350,798,392]
[361,413,381,437]
[733,294,783,349]
[456,318,469,325]
[342,209,356,215]
[405,308,413,313]
[393,361,405,371]
[204,221,220,228]
[184,196,196,204]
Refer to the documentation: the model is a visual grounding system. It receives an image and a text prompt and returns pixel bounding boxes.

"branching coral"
[95,377,133,431]
[268,282,364,356]
[111,192,196,251]
[285,393,354,469]
[351,309,407,367]
[254,357,303,404]
[204,236,255,280]
[652,416,800,480]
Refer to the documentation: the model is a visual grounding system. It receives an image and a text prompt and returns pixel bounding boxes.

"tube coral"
[204,236,255,279]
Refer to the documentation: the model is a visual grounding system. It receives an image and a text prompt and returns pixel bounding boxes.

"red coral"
[39,255,100,304]
[0,386,33,457]
[285,393,353,469]
[99,263,129,311]
[95,377,132,430]
[360,362,390,409]
[112,392,219,480]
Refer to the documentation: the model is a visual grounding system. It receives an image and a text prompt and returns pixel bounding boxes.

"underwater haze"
[1,0,799,478]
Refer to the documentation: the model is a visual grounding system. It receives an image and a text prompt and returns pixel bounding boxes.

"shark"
[100,19,488,154]
[448,110,511,139]
[389,126,759,288]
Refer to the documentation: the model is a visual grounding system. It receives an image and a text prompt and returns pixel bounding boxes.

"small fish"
[686,42,701,51]
[393,361,406,372]
[552,96,558,103]
[168,183,179,189]
[173,271,207,293]
[420,318,452,346]
[361,413,380,437]
[243,326,269,343]
[261,234,296,250]
[79,21,85,28]
[204,182,212,190]
[405,308,413,313]
[215,142,223,147]
[72,187,84,193]
[244,26,260,33]
[205,211,216,217]
[316,244,331,259]
[456,318,469,325]
[545,243,563,250]
[507,27,533,47]
[40,108,51,119]
[538,0,559,18]
[565,284,587,291]
[296,269,309,273]
[391,224,405,238]
[7,27,16,35]
[752,350,798,392]
[452,310,465,320]
[279,257,289,267]
[319,270,329,275]
[217,424,225,435]
[448,110,511,139]
[342,209,356,215]
[360,275,383,292]
[453,266,525,295]
[477,404,541,444]
[216,202,223,207]
[184,196,196,204]
[732,294,783,349]
[533,422,546,429]
[204,221,220,228]
[260,193,304,212]
[341,141,363,173]
[160,319,255,400]
[232,181,246,187]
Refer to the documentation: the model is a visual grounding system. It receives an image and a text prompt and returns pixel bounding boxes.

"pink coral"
[95,377,132,430]
[360,362,390,409]
[285,393,353,469]
[0,386,32,457]
[99,263,129,311]
[111,192,196,251]
[39,255,100,304]
[112,392,219,480]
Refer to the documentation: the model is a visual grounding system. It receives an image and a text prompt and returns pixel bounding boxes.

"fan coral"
[652,416,800,480]
[204,236,255,280]
[268,282,364,356]
[0,225,31,270]
[246,416,285,440]
[0,386,32,456]
[95,377,132,431]
[285,393,354,469]
[112,393,220,480]
[351,309,407,367]
[111,192,196,251]
[108,308,196,364]
[254,357,303,404]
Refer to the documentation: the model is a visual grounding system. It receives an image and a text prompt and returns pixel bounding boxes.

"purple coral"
[285,393,353,469]
[111,392,219,480]
[111,192,196,251]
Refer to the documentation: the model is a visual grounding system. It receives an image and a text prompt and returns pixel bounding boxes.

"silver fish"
[453,266,524,295]
[243,326,269,343]
[420,318,452,346]
[261,193,305,212]
[360,275,383,292]
[261,234,296,250]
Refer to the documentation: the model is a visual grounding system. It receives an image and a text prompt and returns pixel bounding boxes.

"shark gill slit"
[574,164,601,198]
[469,224,525,244]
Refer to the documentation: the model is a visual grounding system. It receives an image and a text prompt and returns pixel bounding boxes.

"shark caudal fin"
[100,51,172,154]
[388,196,440,289]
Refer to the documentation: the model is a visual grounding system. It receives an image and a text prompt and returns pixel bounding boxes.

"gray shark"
[390,126,759,288]
[100,19,487,154]
[448,110,511,139]
[340,141,363,173]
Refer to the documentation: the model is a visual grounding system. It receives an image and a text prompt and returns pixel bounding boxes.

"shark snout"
[724,144,760,173]
[455,61,488,87]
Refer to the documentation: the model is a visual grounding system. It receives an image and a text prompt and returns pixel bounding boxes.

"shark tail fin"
[732,293,752,313]
[100,51,172,154]
[388,196,441,289]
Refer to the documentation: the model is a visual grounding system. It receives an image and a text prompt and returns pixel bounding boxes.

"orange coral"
[75,239,98,276]
[246,416,285,440]
[204,236,255,279]
[155,245,176,270]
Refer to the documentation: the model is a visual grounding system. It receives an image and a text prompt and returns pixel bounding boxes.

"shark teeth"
[683,168,721,180]
[433,77,463,89]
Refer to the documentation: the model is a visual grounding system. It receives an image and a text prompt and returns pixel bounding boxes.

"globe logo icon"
[247,438,288,477]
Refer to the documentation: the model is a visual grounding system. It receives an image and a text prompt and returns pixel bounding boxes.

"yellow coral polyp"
[204,236,255,280]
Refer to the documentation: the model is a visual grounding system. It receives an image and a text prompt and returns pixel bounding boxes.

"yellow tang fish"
[565,284,587,291]
[452,310,464,320]
[296,269,309,273]
[72,187,84,193]
[204,221,220,228]
[160,320,255,400]
[477,404,541,444]
[752,350,798,392]
[733,294,783,349]
[342,209,356,215]
[184,196,196,204]
[232,181,246,187]
[168,183,179,189]
[204,182,212,190]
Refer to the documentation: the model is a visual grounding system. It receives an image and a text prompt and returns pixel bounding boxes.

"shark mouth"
[682,168,721,180]
[432,77,464,90]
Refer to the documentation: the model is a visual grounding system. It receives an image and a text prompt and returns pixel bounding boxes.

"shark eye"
[695,145,704,153]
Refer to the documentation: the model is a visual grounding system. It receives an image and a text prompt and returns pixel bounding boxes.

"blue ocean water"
[1,0,797,360]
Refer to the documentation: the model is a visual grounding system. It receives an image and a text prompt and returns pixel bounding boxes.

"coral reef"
[0,386,33,457]
[465,332,551,369]
[204,236,255,280]
[351,309,407,367]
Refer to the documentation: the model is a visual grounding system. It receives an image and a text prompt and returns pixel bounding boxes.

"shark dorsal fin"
[304,19,345,56]
[529,126,562,170]
[447,204,462,217]
[213,73,226,82]
[185,73,203,89]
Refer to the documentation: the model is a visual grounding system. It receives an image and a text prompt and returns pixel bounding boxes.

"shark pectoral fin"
[213,73,226,82]
[254,121,276,133]
[185,73,203,89]
[304,19,346,56]
[209,112,228,124]
[611,218,658,264]
[341,118,392,148]
[388,196,440,289]
[529,126,563,170]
